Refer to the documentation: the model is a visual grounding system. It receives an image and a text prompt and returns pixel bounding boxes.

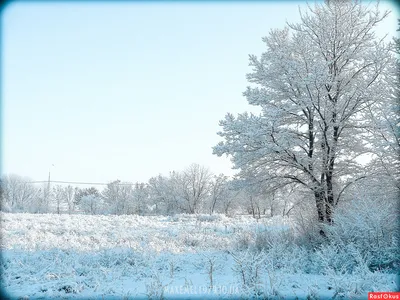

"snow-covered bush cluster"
[325,197,399,272]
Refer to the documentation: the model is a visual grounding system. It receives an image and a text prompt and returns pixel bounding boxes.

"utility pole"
[47,169,51,196]
[45,164,54,212]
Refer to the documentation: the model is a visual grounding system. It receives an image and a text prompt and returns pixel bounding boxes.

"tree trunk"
[326,170,334,224]
[210,197,217,215]
[325,124,338,224]
[314,188,326,223]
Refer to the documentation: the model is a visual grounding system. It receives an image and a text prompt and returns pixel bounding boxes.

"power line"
[26,180,138,186]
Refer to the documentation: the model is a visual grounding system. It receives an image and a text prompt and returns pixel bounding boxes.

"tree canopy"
[213,0,398,224]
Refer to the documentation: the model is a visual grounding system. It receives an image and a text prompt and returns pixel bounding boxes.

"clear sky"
[1,0,398,185]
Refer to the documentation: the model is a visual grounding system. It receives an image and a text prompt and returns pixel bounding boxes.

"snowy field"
[1,212,397,299]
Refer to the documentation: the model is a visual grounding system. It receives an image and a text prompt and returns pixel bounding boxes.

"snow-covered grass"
[1,212,397,299]
[1,213,288,252]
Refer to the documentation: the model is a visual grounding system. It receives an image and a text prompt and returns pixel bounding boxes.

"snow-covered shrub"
[145,271,169,300]
[254,226,293,252]
[195,213,224,223]
[182,233,203,248]
[57,282,83,295]
[232,220,316,274]
[168,214,193,223]
[254,227,314,274]
[315,242,365,275]
[230,249,267,297]
[235,230,255,250]
[193,252,223,289]
[229,249,285,298]
[326,195,399,272]
[314,242,396,297]
[290,200,326,250]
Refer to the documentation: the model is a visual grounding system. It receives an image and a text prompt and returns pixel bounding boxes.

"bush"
[290,200,327,250]
[326,196,399,272]
[235,231,255,250]
[313,241,396,297]
[230,249,267,296]
[254,226,293,251]
[196,214,224,222]
[254,227,314,274]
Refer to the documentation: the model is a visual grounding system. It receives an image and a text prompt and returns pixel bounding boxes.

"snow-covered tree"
[177,164,212,214]
[64,185,77,214]
[81,194,103,215]
[0,174,39,212]
[147,164,213,215]
[52,185,65,214]
[213,0,396,225]
[148,174,181,215]
[394,19,400,54]
[47,185,78,214]
[29,183,51,214]
[219,181,242,216]
[363,18,400,192]
[74,187,100,207]
[131,182,148,215]
[102,180,135,215]
[208,174,229,214]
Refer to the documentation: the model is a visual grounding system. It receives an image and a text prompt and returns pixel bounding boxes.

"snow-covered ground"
[1,213,397,299]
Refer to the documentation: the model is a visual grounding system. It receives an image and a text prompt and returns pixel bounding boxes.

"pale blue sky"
[2,1,398,185]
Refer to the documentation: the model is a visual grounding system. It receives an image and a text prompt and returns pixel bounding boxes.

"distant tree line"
[0,163,301,217]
